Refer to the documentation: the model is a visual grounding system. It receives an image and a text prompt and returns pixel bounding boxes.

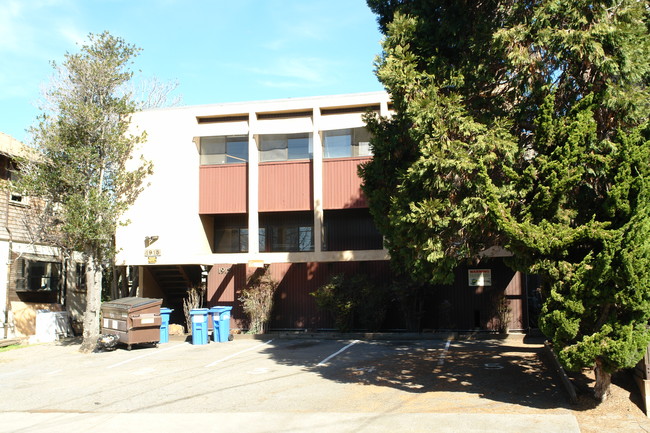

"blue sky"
[0,0,385,143]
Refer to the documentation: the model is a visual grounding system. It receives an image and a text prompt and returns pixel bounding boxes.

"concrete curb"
[0,338,26,348]
[543,341,578,404]
[230,330,536,342]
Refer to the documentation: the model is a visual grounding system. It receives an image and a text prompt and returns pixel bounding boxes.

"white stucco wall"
[116,106,214,266]
[115,92,392,267]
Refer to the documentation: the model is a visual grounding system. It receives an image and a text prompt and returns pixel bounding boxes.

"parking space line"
[205,339,273,367]
[437,340,452,366]
[316,340,360,366]
[106,343,185,369]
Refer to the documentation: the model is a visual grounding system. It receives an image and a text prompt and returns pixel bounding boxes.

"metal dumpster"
[101,297,162,350]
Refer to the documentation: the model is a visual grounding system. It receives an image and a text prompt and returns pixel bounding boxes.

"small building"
[115,92,531,333]
[0,132,85,340]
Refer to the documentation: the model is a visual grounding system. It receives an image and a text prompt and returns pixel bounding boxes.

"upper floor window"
[0,154,11,180]
[258,133,312,162]
[1,155,27,204]
[200,136,248,165]
[323,127,372,159]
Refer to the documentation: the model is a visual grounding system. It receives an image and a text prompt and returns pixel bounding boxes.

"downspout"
[4,186,13,339]
[4,227,12,339]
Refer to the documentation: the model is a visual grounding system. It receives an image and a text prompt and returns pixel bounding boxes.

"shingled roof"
[0,132,39,160]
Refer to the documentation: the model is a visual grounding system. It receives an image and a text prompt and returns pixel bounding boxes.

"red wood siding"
[207,261,391,331]
[323,157,370,209]
[259,161,312,212]
[206,258,527,332]
[199,164,247,214]
[504,271,526,331]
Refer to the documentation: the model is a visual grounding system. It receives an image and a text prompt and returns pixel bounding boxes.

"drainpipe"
[4,227,12,340]
[4,185,13,339]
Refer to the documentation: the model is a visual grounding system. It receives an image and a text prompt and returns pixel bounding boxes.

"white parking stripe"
[437,340,452,366]
[205,339,273,367]
[317,340,360,366]
[106,343,185,369]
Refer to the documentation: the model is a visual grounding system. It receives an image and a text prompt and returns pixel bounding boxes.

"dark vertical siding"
[207,263,247,329]
[208,260,391,331]
[421,259,526,331]
[207,258,527,332]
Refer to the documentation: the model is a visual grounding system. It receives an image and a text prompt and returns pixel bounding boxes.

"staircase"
[147,265,202,304]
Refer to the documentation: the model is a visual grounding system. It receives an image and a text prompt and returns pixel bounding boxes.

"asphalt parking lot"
[0,335,580,432]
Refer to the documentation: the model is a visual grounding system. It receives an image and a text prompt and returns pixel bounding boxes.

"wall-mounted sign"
[468,269,492,286]
[147,256,157,264]
[144,249,161,257]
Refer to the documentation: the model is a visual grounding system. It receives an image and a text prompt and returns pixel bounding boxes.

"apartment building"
[116,92,529,332]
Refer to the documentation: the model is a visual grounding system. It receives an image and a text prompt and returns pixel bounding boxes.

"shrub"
[183,285,204,333]
[311,273,390,332]
[239,266,278,334]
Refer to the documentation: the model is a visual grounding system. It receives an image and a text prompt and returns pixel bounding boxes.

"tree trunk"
[79,252,103,353]
[110,264,118,300]
[119,266,128,298]
[594,358,611,402]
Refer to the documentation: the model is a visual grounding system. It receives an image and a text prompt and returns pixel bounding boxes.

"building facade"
[1,132,85,339]
[116,92,529,332]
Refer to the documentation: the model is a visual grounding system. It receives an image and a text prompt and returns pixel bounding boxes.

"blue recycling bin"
[209,306,232,342]
[190,308,209,345]
[159,308,173,343]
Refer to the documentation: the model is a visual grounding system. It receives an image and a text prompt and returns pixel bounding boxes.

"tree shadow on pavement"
[260,337,573,411]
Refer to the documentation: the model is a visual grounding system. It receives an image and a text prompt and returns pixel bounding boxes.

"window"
[200,136,248,165]
[323,209,383,251]
[268,226,313,252]
[1,156,26,204]
[323,127,372,158]
[9,192,24,204]
[15,259,61,292]
[0,154,10,180]
[214,214,247,253]
[259,133,312,162]
[259,212,314,252]
[76,263,87,292]
[213,214,265,253]
[215,228,246,253]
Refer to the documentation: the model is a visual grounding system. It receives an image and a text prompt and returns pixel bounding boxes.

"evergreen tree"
[363,0,650,400]
[20,32,153,353]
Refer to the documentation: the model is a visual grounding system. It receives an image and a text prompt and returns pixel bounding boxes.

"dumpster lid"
[102,297,162,310]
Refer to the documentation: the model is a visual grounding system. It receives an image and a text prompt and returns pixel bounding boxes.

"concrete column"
[380,99,390,117]
[247,111,260,255]
[312,107,323,253]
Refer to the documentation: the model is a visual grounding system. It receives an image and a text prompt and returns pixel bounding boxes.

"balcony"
[323,157,370,209]
[199,164,248,214]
